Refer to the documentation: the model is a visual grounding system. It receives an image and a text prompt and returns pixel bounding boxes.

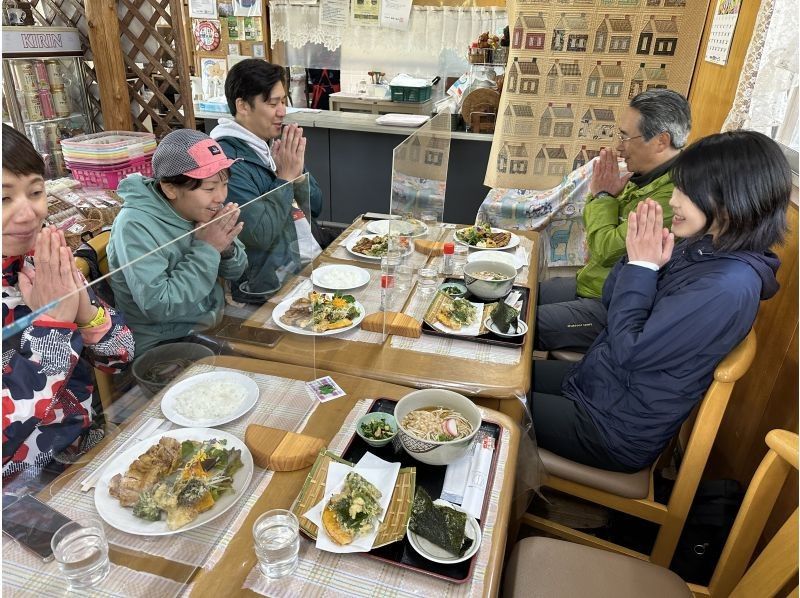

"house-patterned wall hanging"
[485,0,710,191]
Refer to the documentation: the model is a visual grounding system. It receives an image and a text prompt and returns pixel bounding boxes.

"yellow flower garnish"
[331,297,348,309]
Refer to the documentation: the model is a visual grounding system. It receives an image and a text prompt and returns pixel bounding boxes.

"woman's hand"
[18,227,80,323]
[626,199,674,268]
[590,148,632,197]
[194,203,244,252]
[273,123,306,181]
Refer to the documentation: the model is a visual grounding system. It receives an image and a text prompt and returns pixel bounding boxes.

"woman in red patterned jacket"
[2,125,134,481]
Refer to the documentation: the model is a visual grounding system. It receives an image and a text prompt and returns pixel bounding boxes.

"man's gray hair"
[629,89,691,149]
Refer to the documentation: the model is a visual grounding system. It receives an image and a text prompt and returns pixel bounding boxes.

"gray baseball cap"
[152,129,237,179]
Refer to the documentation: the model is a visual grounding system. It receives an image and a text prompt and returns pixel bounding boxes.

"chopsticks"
[80,417,168,492]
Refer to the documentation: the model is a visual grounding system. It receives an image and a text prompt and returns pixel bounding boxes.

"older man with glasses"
[536,88,691,353]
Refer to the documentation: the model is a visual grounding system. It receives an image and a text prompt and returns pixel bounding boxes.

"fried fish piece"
[108,437,182,507]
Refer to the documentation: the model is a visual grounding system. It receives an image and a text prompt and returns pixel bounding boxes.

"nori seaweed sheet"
[490,300,519,333]
[408,487,471,556]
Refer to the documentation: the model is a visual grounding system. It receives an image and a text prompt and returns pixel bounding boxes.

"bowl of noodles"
[394,389,482,465]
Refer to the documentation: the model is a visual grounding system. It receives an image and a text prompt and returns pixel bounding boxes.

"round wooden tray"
[460,88,500,120]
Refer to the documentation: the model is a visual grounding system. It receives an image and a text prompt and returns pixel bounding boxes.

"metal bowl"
[463,260,516,301]
[395,389,482,466]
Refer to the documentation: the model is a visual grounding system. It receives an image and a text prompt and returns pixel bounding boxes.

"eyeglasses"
[615,131,644,143]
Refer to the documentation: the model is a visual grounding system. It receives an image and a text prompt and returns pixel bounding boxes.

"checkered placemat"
[41,365,316,571]
[243,399,511,597]
[2,537,186,598]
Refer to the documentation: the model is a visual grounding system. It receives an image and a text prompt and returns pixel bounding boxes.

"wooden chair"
[505,429,798,598]
[523,329,758,567]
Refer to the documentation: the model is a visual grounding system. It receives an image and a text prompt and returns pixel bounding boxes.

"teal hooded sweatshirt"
[108,175,248,353]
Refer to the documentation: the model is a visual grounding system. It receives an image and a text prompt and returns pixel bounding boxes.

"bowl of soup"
[394,389,482,465]
[463,261,516,300]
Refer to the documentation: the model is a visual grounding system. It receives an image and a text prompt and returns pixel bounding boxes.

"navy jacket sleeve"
[604,263,760,371]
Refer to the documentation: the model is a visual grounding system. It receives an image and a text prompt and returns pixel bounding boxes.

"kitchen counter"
[196,107,496,224]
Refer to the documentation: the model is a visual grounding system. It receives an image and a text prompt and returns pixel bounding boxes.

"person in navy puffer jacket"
[530,130,791,473]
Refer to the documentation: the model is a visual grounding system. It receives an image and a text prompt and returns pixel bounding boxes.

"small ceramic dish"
[355,412,398,447]
[484,317,528,338]
[438,282,468,299]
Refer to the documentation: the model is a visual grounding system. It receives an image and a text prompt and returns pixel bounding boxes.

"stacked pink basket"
[61,131,157,189]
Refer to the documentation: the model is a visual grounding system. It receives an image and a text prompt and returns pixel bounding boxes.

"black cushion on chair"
[503,537,692,598]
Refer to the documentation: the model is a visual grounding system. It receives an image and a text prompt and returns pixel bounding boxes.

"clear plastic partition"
[1,173,315,592]
[379,110,453,338]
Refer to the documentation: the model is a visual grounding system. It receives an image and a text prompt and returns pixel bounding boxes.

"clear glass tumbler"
[253,509,300,579]
[51,518,110,590]
[421,211,438,240]
[417,267,439,298]
[453,244,469,276]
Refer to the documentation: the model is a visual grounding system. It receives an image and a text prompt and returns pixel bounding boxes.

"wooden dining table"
[231,219,541,422]
[6,357,521,598]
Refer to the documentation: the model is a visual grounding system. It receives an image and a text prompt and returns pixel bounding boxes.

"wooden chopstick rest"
[245,424,326,471]
[414,239,444,256]
[361,311,421,338]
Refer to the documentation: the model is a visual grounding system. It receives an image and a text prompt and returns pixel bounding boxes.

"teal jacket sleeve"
[224,159,294,252]
[218,237,248,280]
[115,221,222,320]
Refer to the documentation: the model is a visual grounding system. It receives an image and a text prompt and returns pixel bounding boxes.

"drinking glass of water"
[51,518,110,589]
[417,267,439,298]
[421,211,439,240]
[253,509,300,579]
[453,244,469,276]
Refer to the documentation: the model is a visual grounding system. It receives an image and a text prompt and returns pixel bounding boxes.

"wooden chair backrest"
[651,330,758,564]
[710,430,798,598]
[74,230,111,278]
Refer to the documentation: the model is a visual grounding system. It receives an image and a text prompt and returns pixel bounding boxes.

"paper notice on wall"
[379,0,412,30]
[189,0,217,18]
[352,0,380,27]
[320,0,348,26]
[704,0,741,66]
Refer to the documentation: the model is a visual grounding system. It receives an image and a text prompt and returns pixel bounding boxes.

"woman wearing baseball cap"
[107,129,248,353]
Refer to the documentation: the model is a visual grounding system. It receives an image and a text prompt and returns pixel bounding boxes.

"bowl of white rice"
[161,371,260,427]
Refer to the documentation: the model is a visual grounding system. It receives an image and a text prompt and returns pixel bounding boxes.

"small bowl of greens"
[438,282,468,299]
[356,413,398,447]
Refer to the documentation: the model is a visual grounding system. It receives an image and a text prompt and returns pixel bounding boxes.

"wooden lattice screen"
[29,0,104,130]
[29,0,195,136]
[118,0,195,136]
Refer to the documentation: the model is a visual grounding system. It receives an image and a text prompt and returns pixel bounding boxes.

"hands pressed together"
[272,123,306,182]
[19,226,98,325]
[590,148,633,197]
[194,203,243,253]
[626,199,674,268]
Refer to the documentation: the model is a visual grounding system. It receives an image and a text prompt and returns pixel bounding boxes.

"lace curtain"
[722,0,799,151]
[270,4,507,81]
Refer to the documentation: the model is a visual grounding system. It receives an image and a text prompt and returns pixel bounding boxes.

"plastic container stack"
[61,131,157,189]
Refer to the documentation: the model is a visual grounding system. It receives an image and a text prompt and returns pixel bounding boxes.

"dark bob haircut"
[670,130,791,252]
[3,123,45,178]
[225,59,285,116]
[159,168,230,191]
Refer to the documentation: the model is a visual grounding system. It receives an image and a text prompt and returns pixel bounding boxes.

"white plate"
[431,301,486,337]
[366,219,428,238]
[311,265,371,290]
[272,295,366,336]
[95,428,253,536]
[161,371,259,427]
[345,233,413,261]
[467,249,522,270]
[484,317,528,338]
[454,227,520,251]
[406,499,482,564]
